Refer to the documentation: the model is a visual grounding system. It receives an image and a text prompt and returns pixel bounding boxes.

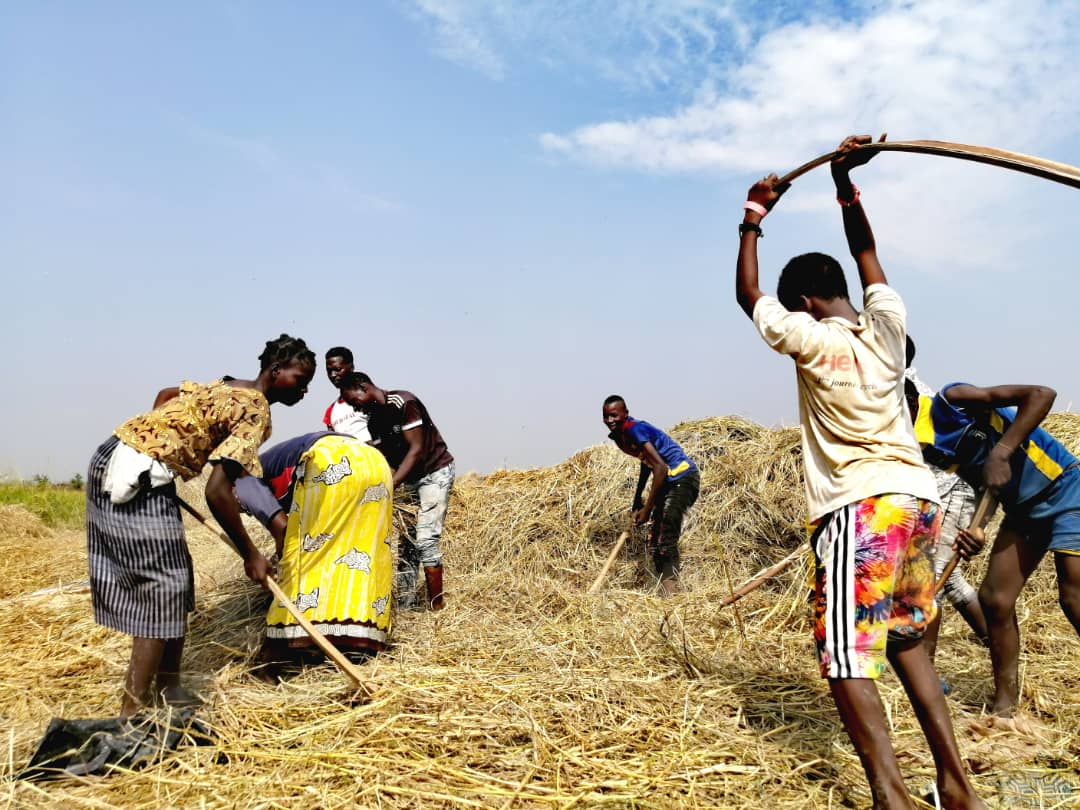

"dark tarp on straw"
[18,708,215,781]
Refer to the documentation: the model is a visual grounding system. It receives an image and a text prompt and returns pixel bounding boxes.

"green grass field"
[0,481,85,529]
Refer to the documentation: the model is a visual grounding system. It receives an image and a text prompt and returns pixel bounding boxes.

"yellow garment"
[268,436,393,647]
[114,379,271,479]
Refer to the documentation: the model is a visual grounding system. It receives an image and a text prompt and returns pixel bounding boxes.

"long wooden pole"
[175,495,376,695]
[587,531,630,594]
[717,546,806,609]
[776,140,1080,189]
[934,490,997,595]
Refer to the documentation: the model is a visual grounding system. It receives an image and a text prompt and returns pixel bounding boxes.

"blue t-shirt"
[234,431,340,526]
[914,383,1078,512]
[610,418,697,481]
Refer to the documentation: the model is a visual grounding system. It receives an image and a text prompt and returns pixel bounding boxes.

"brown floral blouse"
[113,379,272,480]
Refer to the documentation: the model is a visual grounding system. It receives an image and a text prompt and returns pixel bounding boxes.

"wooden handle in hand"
[174,495,376,694]
[934,490,998,595]
[588,531,630,594]
[777,140,1080,190]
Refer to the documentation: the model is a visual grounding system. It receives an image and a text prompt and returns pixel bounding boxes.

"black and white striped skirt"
[86,436,194,638]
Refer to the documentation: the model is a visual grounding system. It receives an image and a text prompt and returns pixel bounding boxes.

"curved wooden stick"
[776,140,1080,189]
[588,531,630,594]
[934,490,997,595]
[175,496,376,695]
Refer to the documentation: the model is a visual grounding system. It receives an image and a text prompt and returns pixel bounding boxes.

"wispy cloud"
[527,0,1080,272]
[402,0,786,90]
[540,0,1080,173]
[406,0,507,80]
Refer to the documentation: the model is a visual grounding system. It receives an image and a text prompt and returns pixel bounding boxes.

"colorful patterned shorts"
[807,494,940,679]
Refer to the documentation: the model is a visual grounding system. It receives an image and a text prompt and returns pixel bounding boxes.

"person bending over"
[602,395,700,596]
[341,372,454,611]
[86,335,315,715]
[913,379,1079,717]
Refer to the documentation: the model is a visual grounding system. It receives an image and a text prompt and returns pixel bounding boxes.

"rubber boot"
[423,565,445,611]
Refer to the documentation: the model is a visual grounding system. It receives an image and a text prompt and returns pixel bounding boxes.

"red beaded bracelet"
[837,184,860,207]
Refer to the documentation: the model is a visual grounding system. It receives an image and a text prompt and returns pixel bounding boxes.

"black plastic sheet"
[18,708,215,781]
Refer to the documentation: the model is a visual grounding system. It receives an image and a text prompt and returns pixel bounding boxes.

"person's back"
[367,390,453,483]
[756,282,935,520]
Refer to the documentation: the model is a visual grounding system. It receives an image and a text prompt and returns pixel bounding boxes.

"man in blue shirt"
[914,381,1080,718]
[603,395,700,595]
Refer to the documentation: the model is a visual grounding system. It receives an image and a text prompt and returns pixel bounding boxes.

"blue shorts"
[1003,467,1080,555]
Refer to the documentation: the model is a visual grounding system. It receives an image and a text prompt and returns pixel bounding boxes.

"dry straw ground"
[2,416,1078,808]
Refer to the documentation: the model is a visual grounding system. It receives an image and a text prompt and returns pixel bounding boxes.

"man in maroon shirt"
[341,372,454,611]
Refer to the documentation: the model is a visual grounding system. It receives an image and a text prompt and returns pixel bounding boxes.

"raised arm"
[831,134,887,289]
[736,174,788,317]
[944,383,1057,489]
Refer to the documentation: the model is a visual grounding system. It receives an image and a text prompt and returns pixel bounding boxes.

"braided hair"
[258,334,316,371]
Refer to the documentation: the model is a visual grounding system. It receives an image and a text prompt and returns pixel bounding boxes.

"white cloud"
[540,0,1080,174]
[532,0,1080,273]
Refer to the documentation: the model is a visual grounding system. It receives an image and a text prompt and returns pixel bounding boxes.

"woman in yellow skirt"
[235,431,393,666]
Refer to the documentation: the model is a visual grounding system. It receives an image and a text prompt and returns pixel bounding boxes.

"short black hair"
[603,394,626,408]
[339,371,372,391]
[325,346,353,364]
[258,334,316,371]
[776,252,849,311]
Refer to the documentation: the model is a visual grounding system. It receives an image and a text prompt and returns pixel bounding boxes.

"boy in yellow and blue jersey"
[602,395,700,596]
[911,381,1080,718]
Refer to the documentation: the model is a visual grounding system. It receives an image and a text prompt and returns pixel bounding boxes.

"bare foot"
[159,685,202,708]
[660,578,680,597]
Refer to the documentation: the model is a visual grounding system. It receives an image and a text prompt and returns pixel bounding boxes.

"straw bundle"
[1,415,1077,808]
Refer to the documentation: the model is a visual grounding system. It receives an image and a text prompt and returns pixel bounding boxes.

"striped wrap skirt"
[86,436,194,639]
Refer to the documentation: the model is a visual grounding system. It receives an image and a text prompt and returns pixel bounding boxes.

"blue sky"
[4,1,1080,481]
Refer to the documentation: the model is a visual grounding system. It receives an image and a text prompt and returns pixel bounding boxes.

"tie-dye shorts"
[807,494,940,679]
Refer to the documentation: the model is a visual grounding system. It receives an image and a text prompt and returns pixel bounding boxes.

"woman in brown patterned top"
[85,334,317,716]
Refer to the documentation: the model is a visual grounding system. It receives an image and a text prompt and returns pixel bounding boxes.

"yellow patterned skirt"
[265,435,393,655]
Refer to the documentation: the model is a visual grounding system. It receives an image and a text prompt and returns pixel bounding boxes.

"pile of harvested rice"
[1,415,1077,808]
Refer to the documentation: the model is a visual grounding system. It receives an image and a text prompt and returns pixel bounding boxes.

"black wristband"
[739,222,763,238]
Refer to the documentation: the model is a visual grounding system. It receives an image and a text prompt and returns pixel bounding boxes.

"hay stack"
[1,416,1077,808]
[0,506,87,600]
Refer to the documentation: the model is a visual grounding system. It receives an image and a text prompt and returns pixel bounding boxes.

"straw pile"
[1,416,1078,808]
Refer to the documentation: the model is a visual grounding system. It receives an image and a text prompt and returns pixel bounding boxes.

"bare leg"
[1055,552,1080,634]
[887,639,986,809]
[828,678,913,809]
[925,596,990,663]
[156,637,198,706]
[977,526,1046,717]
[122,637,166,716]
[923,611,943,662]
[954,598,989,646]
